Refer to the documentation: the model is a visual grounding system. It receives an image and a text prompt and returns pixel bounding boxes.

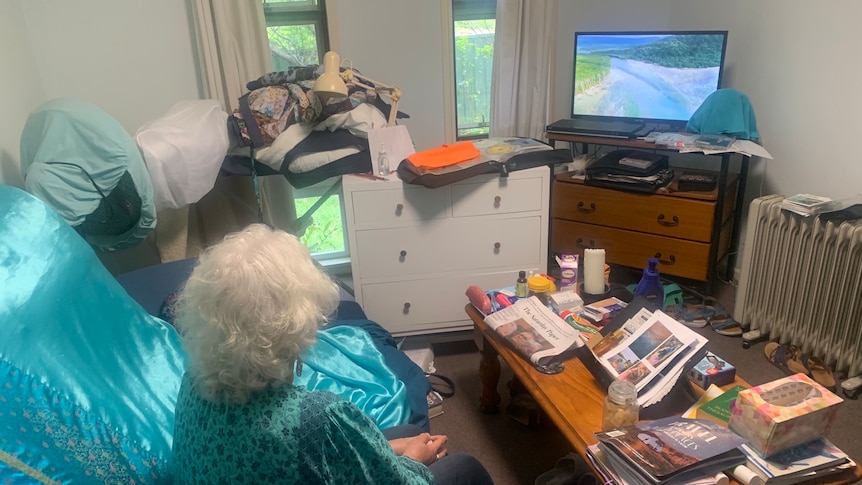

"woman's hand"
[399,433,449,465]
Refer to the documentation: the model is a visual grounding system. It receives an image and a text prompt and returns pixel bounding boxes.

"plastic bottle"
[377,144,390,176]
[633,257,665,310]
[602,379,639,431]
[516,270,528,298]
[526,275,551,305]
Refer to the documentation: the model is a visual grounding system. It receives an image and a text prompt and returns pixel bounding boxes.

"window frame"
[451,0,497,141]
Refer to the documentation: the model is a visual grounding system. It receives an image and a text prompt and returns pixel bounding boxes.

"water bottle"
[378,143,390,176]
[633,257,665,310]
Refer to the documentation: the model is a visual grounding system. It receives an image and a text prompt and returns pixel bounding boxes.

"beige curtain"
[489,0,557,140]
[155,0,296,262]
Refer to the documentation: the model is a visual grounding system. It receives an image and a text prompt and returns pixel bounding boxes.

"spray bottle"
[633,257,665,310]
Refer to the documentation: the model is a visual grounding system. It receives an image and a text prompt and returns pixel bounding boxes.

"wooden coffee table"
[466,304,862,485]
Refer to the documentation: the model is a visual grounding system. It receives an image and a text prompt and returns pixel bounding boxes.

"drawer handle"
[494,195,502,208]
[576,238,596,249]
[403,302,411,314]
[399,250,407,261]
[493,242,501,253]
[577,201,596,214]
[656,214,679,227]
[395,203,404,215]
[654,253,676,266]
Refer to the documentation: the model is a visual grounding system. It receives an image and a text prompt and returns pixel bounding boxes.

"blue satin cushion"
[0,185,186,483]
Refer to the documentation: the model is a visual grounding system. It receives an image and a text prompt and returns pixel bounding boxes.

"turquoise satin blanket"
[0,185,412,483]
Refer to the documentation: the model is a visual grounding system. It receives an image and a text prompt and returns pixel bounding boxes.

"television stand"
[546,132,750,294]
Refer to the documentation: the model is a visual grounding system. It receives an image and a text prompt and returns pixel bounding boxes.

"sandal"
[668,301,715,328]
[764,342,808,375]
[709,314,744,337]
[802,353,837,391]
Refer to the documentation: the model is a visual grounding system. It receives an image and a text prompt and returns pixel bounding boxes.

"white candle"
[584,248,606,294]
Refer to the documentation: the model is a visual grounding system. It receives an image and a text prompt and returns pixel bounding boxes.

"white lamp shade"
[313,51,348,98]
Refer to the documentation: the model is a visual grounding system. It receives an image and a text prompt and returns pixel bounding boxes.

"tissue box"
[688,352,736,389]
[728,373,843,457]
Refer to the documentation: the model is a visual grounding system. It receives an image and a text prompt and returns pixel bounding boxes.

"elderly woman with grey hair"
[170,224,493,484]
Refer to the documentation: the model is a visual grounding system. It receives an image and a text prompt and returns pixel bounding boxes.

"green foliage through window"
[454,19,495,139]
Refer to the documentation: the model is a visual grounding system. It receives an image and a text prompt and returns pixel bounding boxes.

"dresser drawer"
[552,183,715,242]
[551,220,710,281]
[350,185,450,228]
[360,271,527,336]
[452,174,545,217]
[353,216,543,279]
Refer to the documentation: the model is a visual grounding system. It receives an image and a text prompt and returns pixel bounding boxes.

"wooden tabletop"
[465,303,862,485]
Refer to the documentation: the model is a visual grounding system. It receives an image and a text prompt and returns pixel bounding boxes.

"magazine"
[739,439,852,485]
[589,309,708,406]
[483,296,583,367]
[595,417,747,485]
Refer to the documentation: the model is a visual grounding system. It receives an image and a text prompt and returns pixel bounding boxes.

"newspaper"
[590,309,708,406]
[483,296,584,367]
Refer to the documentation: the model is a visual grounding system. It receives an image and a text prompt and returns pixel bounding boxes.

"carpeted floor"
[408,277,862,485]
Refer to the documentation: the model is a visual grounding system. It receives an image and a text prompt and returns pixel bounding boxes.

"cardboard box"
[728,373,843,457]
[555,254,578,290]
[689,352,736,389]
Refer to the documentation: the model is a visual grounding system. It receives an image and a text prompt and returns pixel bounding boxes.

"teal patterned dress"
[172,374,433,484]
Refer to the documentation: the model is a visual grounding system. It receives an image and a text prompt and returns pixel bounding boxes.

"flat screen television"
[571,31,728,130]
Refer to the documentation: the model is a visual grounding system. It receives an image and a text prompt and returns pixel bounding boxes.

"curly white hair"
[174,223,340,404]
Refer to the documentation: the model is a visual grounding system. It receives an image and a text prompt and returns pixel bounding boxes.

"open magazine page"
[483,296,583,367]
[590,310,707,405]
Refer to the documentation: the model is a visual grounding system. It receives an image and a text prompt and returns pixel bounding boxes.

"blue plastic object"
[633,258,665,310]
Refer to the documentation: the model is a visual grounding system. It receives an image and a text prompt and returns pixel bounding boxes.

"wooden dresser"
[343,166,550,336]
[551,171,737,282]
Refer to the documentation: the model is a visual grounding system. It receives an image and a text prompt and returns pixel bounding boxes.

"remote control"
[643,131,662,143]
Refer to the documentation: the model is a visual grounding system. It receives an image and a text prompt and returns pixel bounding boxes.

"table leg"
[477,332,502,414]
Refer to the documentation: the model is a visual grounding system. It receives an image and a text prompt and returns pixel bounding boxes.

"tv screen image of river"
[571,32,727,123]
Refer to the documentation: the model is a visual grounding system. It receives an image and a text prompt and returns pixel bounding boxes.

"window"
[452,0,496,140]
[261,0,349,265]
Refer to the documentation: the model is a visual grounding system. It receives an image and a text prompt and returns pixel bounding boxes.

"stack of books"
[780,194,838,216]
[591,416,747,485]
[739,438,855,485]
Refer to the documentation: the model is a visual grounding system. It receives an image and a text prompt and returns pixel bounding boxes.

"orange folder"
[406,141,480,169]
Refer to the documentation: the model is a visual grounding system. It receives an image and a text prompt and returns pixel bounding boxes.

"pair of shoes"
[534,452,597,485]
[764,342,837,391]
[702,297,744,337]
[668,301,715,328]
[764,341,808,374]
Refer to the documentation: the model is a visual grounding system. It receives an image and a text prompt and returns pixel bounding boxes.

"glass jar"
[527,276,551,305]
[602,379,639,431]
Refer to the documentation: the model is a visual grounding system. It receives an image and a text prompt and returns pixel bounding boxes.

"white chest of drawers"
[342,166,550,336]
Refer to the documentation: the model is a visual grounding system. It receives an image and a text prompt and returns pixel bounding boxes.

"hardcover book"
[595,416,747,484]
[696,385,746,426]
[740,438,851,485]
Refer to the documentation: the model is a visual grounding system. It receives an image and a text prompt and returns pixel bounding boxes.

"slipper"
[534,452,595,485]
[802,353,837,391]
[709,314,744,337]
[668,302,714,328]
[764,342,809,375]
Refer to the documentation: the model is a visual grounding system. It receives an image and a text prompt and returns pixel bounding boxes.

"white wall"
[329,0,448,151]
[0,1,44,187]
[0,0,199,187]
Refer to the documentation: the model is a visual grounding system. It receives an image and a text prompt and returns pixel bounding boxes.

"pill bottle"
[602,379,639,431]
[527,276,551,305]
